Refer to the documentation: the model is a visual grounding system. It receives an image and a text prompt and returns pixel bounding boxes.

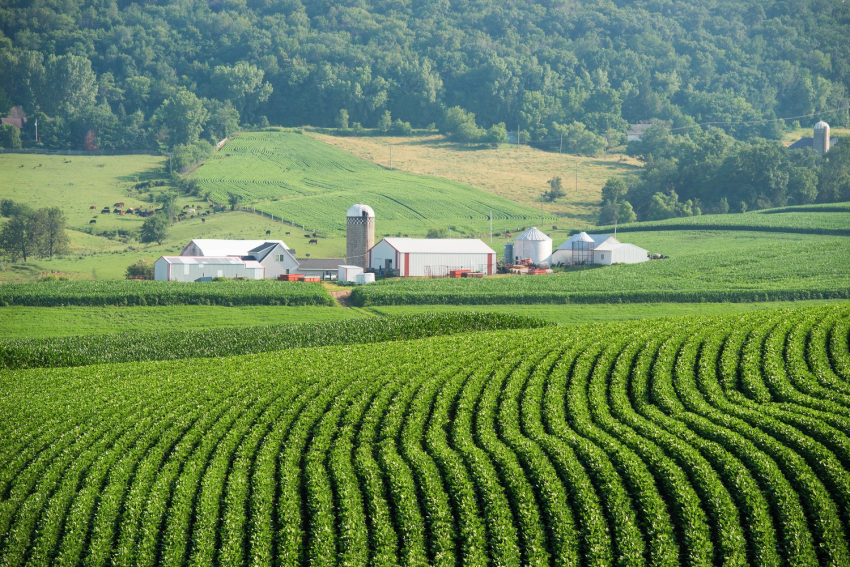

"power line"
[668,105,850,132]
[511,104,850,146]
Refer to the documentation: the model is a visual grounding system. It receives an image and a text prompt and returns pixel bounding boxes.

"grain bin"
[513,227,552,265]
[503,242,514,263]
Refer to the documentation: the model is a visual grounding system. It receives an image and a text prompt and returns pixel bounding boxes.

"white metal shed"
[368,238,496,277]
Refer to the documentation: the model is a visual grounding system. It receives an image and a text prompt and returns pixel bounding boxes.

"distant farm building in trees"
[788,121,837,155]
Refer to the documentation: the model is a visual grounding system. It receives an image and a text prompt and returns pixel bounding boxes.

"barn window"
[601,254,605,259]
[276,254,286,262]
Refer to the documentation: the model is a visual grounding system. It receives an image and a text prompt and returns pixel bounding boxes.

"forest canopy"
[0,0,848,152]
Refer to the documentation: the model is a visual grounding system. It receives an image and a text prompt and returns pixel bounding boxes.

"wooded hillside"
[1,0,848,151]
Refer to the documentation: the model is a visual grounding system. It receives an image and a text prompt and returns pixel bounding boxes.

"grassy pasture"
[192,131,555,237]
[310,130,641,226]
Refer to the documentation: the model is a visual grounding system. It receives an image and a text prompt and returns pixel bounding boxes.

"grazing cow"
[113,208,121,214]
[304,234,311,238]
[119,211,125,216]
[101,208,110,214]
[114,202,124,207]
[89,205,97,209]
[308,239,318,244]
[201,217,206,223]
[552,225,558,230]
[89,219,96,224]
[265,230,271,235]
[285,231,290,235]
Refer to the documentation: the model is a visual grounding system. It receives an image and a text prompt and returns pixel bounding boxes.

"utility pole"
[35,119,38,144]
[575,161,578,195]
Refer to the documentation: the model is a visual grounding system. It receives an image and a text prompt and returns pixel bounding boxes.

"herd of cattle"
[87,203,211,224]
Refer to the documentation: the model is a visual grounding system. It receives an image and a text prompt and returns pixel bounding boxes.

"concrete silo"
[814,121,831,155]
[513,227,552,265]
[346,203,375,268]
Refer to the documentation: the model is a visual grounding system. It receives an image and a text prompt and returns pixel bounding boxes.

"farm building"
[338,265,364,282]
[180,239,299,279]
[513,227,552,265]
[368,238,496,276]
[298,258,343,280]
[551,232,648,266]
[154,256,264,281]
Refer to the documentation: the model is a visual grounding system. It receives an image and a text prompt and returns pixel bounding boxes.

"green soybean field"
[2,305,850,565]
[191,131,551,236]
[352,231,850,306]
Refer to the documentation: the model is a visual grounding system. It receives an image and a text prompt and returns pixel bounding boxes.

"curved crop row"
[1,305,848,565]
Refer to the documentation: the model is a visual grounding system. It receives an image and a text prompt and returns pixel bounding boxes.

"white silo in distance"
[814,121,831,155]
[346,203,375,268]
[513,227,552,265]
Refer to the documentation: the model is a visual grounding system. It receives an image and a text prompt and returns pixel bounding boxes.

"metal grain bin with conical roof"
[513,227,552,265]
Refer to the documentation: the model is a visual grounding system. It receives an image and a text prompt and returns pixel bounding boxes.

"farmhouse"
[180,239,299,279]
[368,238,496,276]
[154,256,264,281]
[551,232,648,266]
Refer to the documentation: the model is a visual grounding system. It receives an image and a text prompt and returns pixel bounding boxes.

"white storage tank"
[513,227,552,265]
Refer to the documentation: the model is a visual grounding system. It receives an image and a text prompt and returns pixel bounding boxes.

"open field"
[782,125,850,146]
[310,130,641,226]
[594,202,850,235]
[0,312,546,369]
[0,305,360,339]
[192,131,554,237]
[5,299,843,340]
[352,231,850,306]
[2,305,849,564]
[366,299,849,325]
[0,151,346,281]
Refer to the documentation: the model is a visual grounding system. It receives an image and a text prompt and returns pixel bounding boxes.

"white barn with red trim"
[368,238,497,277]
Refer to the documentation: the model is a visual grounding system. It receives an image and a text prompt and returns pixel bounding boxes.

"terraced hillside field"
[191,131,552,236]
[2,305,850,565]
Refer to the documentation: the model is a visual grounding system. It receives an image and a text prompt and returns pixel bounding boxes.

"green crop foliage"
[0,312,550,369]
[191,131,552,235]
[352,231,850,306]
[0,279,335,307]
[594,203,850,236]
[1,305,850,566]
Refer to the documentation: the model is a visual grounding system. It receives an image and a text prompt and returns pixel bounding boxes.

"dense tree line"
[0,0,848,153]
[0,200,69,262]
[598,128,850,223]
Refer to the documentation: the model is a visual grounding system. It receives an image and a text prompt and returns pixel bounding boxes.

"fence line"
[0,148,159,156]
